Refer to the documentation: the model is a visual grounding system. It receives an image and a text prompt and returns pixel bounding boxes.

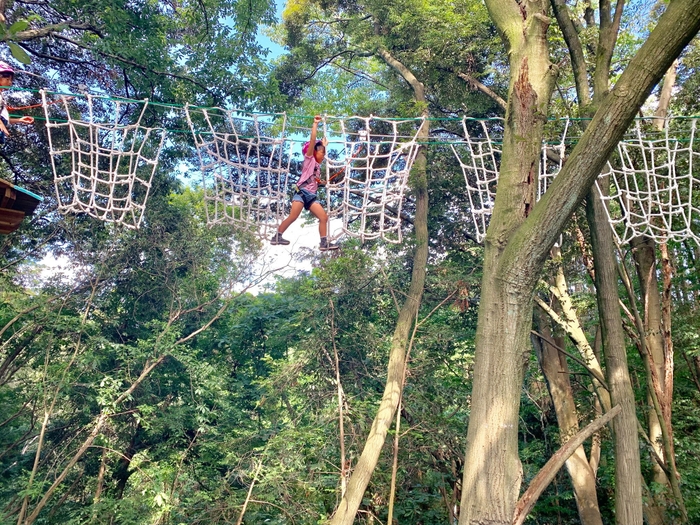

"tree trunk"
[629,236,670,489]
[534,305,604,525]
[458,1,700,523]
[329,50,430,525]
[459,3,556,523]
[628,236,686,521]
[587,185,643,525]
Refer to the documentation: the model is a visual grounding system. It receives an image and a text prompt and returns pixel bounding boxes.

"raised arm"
[306,115,322,157]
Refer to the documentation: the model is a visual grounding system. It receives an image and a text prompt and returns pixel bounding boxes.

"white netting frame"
[323,116,423,244]
[597,117,700,244]
[450,119,501,243]
[450,117,571,243]
[452,116,700,245]
[185,106,292,239]
[42,90,166,229]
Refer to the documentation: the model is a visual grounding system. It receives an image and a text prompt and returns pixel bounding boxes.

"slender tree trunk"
[512,405,621,525]
[587,185,643,525]
[629,237,671,488]
[329,50,429,525]
[628,237,686,521]
[534,305,604,525]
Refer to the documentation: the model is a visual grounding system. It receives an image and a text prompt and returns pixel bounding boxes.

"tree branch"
[455,71,507,110]
[0,21,93,42]
[550,0,591,107]
[512,405,622,525]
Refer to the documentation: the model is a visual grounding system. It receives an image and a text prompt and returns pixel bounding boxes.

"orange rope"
[8,96,73,111]
[327,143,365,183]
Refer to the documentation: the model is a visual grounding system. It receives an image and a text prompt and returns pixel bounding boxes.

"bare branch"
[512,405,622,525]
[455,71,507,110]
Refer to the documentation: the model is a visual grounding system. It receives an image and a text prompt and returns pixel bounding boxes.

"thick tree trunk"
[459,3,555,524]
[458,1,700,524]
[329,50,430,525]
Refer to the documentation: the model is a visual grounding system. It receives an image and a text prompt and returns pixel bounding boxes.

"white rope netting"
[186,110,423,243]
[450,117,570,243]
[185,106,291,238]
[453,116,700,245]
[40,85,698,247]
[598,117,700,244]
[450,119,501,243]
[42,91,166,229]
[323,117,423,243]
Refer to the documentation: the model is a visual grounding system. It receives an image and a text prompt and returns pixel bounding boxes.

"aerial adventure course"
[2,1,700,525]
[27,85,700,247]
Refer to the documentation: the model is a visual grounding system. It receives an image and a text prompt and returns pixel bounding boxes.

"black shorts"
[0,117,7,144]
[292,188,318,210]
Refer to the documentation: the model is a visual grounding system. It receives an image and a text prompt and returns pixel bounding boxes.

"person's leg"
[309,202,338,250]
[308,201,328,238]
[271,200,304,245]
[278,200,304,234]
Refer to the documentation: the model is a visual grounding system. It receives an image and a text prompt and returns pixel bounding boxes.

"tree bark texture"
[587,186,643,525]
[459,2,556,524]
[629,236,686,521]
[534,306,604,525]
[629,237,671,486]
[459,1,700,524]
[329,50,429,525]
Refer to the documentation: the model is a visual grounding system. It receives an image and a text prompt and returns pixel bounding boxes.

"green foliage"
[274,0,504,117]
[1,1,700,524]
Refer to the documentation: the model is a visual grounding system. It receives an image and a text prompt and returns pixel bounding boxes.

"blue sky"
[257,0,287,61]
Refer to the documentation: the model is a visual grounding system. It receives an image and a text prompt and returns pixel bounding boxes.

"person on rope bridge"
[270,115,339,251]
[0,61,34,143]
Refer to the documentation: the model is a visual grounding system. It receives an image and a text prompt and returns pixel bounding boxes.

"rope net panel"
[323,116,423,243]
[185,106,291,239]
[450,117,567,243]
[452,116,700,245]
[450,119,501,243]
[42,91,166,229]
[186,110,423,243]
[598,117,700,244]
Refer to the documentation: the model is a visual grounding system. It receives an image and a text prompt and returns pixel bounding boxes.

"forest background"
[1,0,700,524]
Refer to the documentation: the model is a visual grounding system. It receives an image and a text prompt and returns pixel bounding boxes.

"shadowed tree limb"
[512,405,622,525]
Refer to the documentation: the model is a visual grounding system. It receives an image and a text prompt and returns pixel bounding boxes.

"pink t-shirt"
[297,155,320,193]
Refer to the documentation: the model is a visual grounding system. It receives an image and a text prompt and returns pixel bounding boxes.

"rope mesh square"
[186,106,292,239]
[323,116,422,244]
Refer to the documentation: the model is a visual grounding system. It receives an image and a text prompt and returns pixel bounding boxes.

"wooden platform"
[0,178,42,234]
